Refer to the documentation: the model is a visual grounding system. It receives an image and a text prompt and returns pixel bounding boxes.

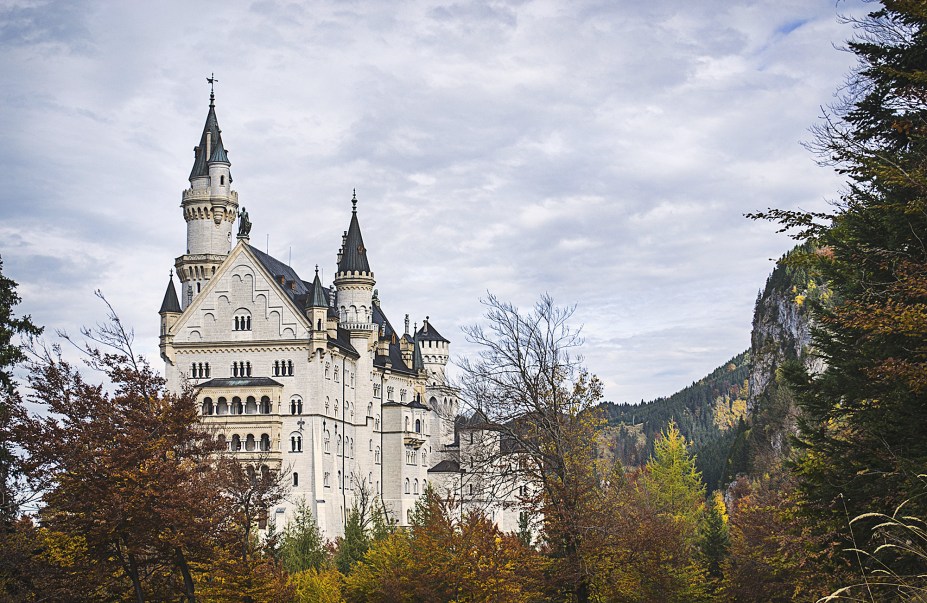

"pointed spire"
[159,271,181,314]
[189,79,230,180]
[337,190,371,273]
[309,265,327,308]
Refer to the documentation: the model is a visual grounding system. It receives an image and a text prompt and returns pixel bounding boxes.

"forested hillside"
[599,351,749,489]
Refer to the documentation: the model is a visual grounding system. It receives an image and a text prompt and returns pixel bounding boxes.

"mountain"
[598,246,818,489]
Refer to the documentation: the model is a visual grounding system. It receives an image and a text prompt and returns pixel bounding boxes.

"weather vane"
[206,73,218,103]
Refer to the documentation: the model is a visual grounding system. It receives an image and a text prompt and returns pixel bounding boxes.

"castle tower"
[334,191,375,328]
[416,318,450,382]
[174,85,239,309]
[307,265,329,353]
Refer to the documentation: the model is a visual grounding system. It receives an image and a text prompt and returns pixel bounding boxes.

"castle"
[156,90,482,537]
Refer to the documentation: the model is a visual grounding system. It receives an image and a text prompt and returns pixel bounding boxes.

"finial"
[169,269,173,279]
[351,189,357,213]
[315,264,319,276]
[206,73,218,106]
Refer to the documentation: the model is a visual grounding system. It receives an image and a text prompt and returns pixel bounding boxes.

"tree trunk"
[174,546,197,603]
[126,548,145,603]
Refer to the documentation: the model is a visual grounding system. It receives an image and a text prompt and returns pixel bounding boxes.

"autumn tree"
[458,294,603,602]
[13,295,227,602]
[279,498,329,575]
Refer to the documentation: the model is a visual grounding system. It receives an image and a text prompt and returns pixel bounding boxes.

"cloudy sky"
[1,0,866,403]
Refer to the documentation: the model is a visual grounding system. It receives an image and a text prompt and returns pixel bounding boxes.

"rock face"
[733,249,820,476]
[748,267,813,413]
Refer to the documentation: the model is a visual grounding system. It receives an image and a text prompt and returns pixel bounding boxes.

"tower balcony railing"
[341,321,375,331]
[182,188,239,203]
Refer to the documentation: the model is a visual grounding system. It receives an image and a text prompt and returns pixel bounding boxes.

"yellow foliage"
[290,567,345,603]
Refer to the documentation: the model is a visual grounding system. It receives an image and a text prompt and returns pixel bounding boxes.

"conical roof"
[309,267,328,308]
[337,191,371,274]
[159,274,181,314]
[189,94,230,179]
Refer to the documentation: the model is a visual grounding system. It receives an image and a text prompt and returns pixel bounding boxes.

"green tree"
[280,498,329,574]
[335,505,369,574]
[700,490,729,587]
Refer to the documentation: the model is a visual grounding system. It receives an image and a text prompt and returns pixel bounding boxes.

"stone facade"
[158,95,468,538]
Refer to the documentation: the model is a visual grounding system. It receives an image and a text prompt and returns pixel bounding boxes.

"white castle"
[158,91,521,538]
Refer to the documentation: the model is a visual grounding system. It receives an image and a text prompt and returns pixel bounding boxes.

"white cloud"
[0,0,868,402]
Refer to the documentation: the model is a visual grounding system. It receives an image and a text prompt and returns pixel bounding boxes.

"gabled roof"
[159,275,181,314]
[416,318,449,343]
[189,96,231,180]
[248,245,310,304]
[428,459,462,473]
[371,303,415,375]
[337,193,371,274]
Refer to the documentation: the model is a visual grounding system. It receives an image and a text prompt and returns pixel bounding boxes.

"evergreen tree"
[279,499,328,574]
[753,1,927,540]
[700,490,729,585]
[335,505,369,574]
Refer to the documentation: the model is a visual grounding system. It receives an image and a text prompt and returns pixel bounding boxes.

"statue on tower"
[237,207,252,238]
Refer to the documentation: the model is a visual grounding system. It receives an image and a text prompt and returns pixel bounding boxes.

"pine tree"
[279,499,328,574]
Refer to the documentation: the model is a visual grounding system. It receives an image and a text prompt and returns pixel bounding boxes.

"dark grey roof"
[309,269,327,308]
[330,327,360,358]
[209,135,229,163]
[196,377,283,388]
[416,319,449,343]
[408,396,429,410]
[189,99,231,180]
[337,194,370,274]
[428,459,462,473]
[159,276,181,314]
[412,336,425,371]
[248,245,310,304]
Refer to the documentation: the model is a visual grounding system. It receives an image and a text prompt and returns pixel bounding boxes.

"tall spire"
[189,77,231,180]
[337,190,370,273]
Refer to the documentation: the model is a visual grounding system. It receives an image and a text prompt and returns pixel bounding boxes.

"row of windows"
[232,361,251,377]
[233,315,252,331]
[202,396,272,415]
[405,449,428,466]
[273,360,294,376]
[218,433,271,452]
[190,363,210,378]
[404,478,427,495]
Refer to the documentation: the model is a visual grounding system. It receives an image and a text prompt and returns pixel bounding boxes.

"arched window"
[202,397,214,415]
[245,396,257,414]
[413,479,419,495]
[245,434,256,451]
[415,419,421,433]
[324,472,330,488]
[232,397,243,415]
[367,402,372,416]
[325,397,330,414]
[369,439,373,451]
[231,434,241,451]
[246,361,251,376]
[293,472,298,487]
[217,433,227,450]
[287,360,294,376]
[274,360,280,376]
[405,417,410,431]
[422,451,427,466]
[334,367,340,382]
[338,471,342,489]
[216,397,228,415]
[337,435,342,455]
[404,478,410,494]
[205,363,210,377]
[375,414,380,430]
[290,397,302,415]
[290,433,302,452]
[261,396,271,414]
[324,431,330,453]
[374,447,380,464]
[234,312,252,331]
[260,433,270,451]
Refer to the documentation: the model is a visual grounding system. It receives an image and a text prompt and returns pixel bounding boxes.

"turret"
[416,317,450,382]
[307,266,329,353]
[174,82,239,309]
[333,191,375,330]
[159,272,182,364]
